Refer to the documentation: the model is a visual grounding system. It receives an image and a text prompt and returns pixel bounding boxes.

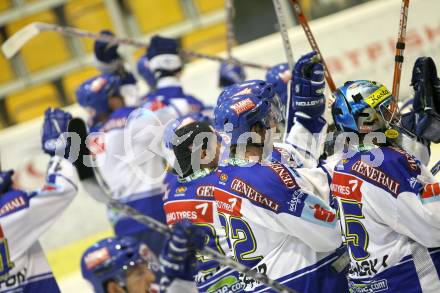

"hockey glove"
[42,108,72,157]
[401,57,440,143]
[290,51,326,133]
[159,220,205,291]
[219,62,246,88]
[0,170,14,193]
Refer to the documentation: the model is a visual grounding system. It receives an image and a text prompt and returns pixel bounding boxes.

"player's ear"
[108,95,124,110]
[105,280,125,293]
[250,123,265,141]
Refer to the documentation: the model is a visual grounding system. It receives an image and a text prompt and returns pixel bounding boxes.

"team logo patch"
[214,189,242,216]
[311,204,336,222]
[230,98,256,115]
[286,189,307,216]
[176,186,187,194]
[230,178,279,212]
[268,163,297,189]
[84,247,110,269]
[232,87,252,97]
[164,200,214,224]
[220,173,228,182]
[90,77,108,92]
[331,172,363,202]
[196,185,215,198]
[351,160,400,195]
[207,275,243,293]
[364,85,391,108]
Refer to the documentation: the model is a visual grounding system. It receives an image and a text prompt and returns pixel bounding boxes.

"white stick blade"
[1,23,41,59]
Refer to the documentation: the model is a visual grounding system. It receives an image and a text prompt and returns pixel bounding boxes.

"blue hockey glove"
[401,56,440,143]
[42,108,72,156]
[159,220,206,291]
[291,51,326,118]
[94,30,120,64]
[219,62,246,88]
[290,51,326,133]
[0,170,14,193]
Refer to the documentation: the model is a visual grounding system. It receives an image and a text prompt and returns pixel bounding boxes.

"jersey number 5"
[339,199,370,261]
[0,225,14,277]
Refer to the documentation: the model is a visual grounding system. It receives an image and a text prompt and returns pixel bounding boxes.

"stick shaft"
[5,22,269,70]
[272,0,295,69]
[391,0,410,103]
[289,0,336,92]
[225,0,235,60]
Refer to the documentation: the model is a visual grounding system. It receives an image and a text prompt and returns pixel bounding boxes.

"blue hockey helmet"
[215,88,279,144]
[219,62,246,88]
[265,63,290,105]
[332,80,394,133]
[81,236,157,293]
[76,73,121,115]
[136,55,157,89]
[217,79,275,106]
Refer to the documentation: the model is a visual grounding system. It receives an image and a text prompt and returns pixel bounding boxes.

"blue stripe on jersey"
[0,272,60,293]
[252,251,348,293]
[347,250,440,293]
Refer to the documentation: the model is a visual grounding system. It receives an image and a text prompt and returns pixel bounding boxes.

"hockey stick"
[390,0,410,115]
[272,0,296,142]
[272,0,295,69]
[225,0,235,62]
[67,117,297,293]
[288,0,336,93]
[1,22,270,70]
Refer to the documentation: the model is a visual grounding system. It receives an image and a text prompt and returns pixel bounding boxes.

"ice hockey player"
[75,73,170,254]
[0,108,78,292]
[142,35,204,112]
[160,113,243,292]
[212,87,347,292]
[216,52,329,169]
[329,70,440,291]
[81,236,159,293]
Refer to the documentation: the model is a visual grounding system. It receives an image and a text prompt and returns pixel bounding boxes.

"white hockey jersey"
[86,99,192,236]
[330,145,440,293]
[0,156,78,293]
[209,118,348,292]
